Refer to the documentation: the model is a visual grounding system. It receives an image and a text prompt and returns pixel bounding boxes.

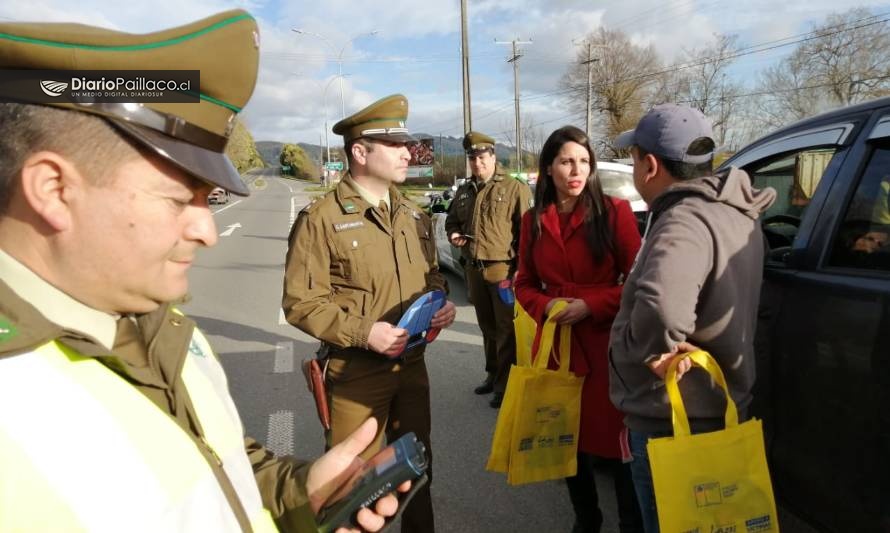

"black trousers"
[566,452,643,533]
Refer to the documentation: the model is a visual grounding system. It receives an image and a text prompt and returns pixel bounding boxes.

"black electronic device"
[316,432,429,533]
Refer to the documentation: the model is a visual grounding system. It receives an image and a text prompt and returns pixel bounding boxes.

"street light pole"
[322,75,342,165]
[293,29,380,119]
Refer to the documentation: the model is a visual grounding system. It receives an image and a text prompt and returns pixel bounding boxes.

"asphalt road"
[182,168,586,532]
[182,168,817,533]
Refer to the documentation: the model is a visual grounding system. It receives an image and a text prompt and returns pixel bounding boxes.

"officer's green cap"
[332,94,416,144]
[0,10,259,196]
[463,131,495,154]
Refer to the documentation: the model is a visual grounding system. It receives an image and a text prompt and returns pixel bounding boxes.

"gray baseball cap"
[615,104,715,164]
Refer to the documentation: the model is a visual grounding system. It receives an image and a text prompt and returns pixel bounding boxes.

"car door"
[731,111,890,532]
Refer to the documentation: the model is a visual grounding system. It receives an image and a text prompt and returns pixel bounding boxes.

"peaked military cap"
[0,10,259,195]
[332,94,416,143]
[463,131,495,154]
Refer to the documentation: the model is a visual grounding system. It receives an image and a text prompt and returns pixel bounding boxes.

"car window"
[745,147,837,251]
[828,142,890,272]
[598,169,642,204]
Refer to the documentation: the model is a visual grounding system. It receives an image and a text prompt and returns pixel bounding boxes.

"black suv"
[718,97,890,532]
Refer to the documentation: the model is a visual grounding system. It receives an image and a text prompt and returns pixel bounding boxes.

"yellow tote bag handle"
[532,300,571,374]
[664,350,739,437]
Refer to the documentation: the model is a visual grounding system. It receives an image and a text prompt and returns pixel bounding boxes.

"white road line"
[290,196,297,227]
[278,309,321,343]
[211,199,243,215]
[265,410,294,457]
[219,223,242,237]
[273,342,294,373]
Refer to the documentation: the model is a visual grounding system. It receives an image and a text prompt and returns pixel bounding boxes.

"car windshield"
[598,169,642,203]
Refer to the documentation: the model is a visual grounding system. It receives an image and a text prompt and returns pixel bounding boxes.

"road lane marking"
[278,309,321,343]
[211,198,242,215]
[219,222,242,237]
[290,196,297,227]
[274,342,294,373]
[266,410,294,457]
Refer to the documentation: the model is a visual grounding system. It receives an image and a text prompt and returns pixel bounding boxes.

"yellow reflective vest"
[0,326,278,533]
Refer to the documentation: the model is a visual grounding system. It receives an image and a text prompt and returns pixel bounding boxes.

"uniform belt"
[468,259,507,269]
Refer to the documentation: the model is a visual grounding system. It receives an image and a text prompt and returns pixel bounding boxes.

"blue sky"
[2,0,889,145]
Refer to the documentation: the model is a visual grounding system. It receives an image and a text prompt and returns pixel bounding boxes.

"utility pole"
[460,0,472,178]
[583,42,595,138]
[573,39,602,139]
[496,38,532,174]
[460,0,472,135]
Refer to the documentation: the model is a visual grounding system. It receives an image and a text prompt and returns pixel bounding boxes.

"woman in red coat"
[515,126,642,533]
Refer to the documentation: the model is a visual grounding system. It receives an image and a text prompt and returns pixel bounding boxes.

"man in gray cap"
[607,104,775,532]
[0,11,406,532]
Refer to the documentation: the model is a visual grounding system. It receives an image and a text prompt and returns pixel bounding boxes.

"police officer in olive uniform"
[445,132,532,408]
[0,10,407,533]
[283,94,457,533]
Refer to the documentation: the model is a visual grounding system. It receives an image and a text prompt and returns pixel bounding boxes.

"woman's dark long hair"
[527,125,614,263]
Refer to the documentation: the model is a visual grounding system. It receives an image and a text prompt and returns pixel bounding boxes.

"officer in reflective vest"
[0,10,404,533]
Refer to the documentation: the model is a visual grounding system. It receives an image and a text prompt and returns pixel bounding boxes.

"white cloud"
[4,0,890,146]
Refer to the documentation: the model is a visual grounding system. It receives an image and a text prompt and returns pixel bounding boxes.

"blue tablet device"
[395,290,446,355]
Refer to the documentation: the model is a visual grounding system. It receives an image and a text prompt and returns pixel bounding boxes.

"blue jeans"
[628,430,670,533]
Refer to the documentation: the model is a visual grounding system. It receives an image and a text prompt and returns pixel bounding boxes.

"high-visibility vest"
[0,326,279,533]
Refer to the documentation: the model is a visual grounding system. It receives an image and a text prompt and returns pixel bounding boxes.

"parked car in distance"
[208,187,229,205]
[718,96,890,533]
[431,163,646,277]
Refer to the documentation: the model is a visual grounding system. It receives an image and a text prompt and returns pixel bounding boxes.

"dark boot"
[474,374,494,395]
[566,453,603,533]
[489,391,504,408]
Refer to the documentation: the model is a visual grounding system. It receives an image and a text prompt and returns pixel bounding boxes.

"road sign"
[325,161,344,171]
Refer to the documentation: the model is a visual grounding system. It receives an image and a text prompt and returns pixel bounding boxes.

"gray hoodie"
[608,166,776,433]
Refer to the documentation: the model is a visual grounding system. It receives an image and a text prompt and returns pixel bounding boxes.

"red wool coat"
[514,196,641,458]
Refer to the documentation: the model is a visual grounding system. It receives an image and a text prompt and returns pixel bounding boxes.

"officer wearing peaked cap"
[446,131,532,408]
[284,94,458,533]
[0,11,405,533]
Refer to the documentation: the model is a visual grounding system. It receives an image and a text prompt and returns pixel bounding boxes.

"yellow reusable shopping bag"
[648,350,779,533]
[486,300,568,476]
[513,300,537,368]
[486,301,584,485]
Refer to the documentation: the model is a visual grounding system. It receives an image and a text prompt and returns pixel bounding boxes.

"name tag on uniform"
[333,221,365,232]
[458,193,469,201]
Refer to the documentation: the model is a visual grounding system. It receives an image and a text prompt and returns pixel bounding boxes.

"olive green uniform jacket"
[0,280,317,532]
[282,174,447,354]
[444,168,533,263]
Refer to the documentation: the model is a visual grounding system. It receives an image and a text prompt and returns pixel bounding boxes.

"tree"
[279,144,319,181]
[561,27,662,158]
[754,7,890,129]
[663,34,743,146]
[224,120,264,173]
